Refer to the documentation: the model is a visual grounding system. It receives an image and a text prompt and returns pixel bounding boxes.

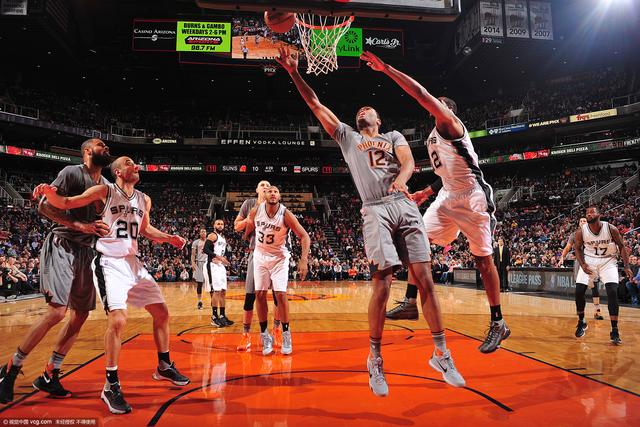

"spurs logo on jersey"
[96,183,146,257]
[254,203,290,257]
[582,222,618,258]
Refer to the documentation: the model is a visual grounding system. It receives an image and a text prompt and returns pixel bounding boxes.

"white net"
[295,14,354,76]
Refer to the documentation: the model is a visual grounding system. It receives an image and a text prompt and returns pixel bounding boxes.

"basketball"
[264,11,296,34]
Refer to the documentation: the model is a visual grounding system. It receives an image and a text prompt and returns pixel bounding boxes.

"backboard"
[195,0,461,22]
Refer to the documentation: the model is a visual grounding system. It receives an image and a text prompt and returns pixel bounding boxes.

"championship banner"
[176,22,231,53]
[505,0,530,39]
[455,1,480,54]
[362,28,404,59]
[479,1,504,37]
[569,108,617,123]
[529,1,553,40]
[132,20,177,51]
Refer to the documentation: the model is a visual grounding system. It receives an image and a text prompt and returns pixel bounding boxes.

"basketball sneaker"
[610,329,622,345]
[32,369,72,398]
[479,320,511,353]
[385,298,419,321]
[261,331,274,356]
[281,330,292,355]
[152,362,190,386]
[575,321,588,338]
[220,316,234,327]
[428,350,466,388]
[211,316,224,327]
[273,325,283,348]
[236,333,252,352]
[101,382,131,414]
[197,301,203,310]
[594,310,604,320]
[367,355,388,397]
[0,363,22,404]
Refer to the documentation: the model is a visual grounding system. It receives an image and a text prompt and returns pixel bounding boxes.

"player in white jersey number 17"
[33,156,190,414]
[574,205,632,345]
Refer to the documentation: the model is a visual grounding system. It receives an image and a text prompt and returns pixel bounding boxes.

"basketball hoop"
[295,13,354,76]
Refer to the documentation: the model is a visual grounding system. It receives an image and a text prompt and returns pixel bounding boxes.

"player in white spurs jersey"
[34,156,190,414]
[558,218,604,320]
[234,180,283,352]
[574,206,632,345]
[203,219,233,328]
[244,186,310,356]
[362,51,509,354]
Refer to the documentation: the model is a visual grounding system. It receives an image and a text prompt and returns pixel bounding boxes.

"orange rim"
[295,15,354,31]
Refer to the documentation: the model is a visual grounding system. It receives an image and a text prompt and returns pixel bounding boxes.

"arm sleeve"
[203,239,215,256]
[331,122,352,144]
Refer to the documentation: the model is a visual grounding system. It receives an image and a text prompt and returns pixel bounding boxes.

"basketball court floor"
[0,281,638,426]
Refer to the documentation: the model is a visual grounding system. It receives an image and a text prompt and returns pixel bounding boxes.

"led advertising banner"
[176,21,231,53]
[132,20,177,51]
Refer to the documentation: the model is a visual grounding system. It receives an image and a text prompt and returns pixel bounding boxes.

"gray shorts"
[245,251,255,293]
[361,194,431,274]
[193,261,206,282]
[39,233,96,311]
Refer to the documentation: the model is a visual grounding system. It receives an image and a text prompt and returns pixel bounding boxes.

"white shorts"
[92,254,165,311]
[203,262,227,292]
[193,261,206,283]
[576,256,619,288]
[254,250,290,292]
[423,186,495,257]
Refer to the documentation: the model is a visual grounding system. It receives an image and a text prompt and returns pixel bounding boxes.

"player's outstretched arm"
[361,51,462,134]
[284,210,310,280]
[610,224,632,278]
[411,178,443,206]
[140,195,186,249]
[276,45,340,138]
[33,183,107,210]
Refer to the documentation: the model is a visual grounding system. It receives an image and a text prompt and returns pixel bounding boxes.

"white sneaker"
[261,331,273,356]
[281,330,292,355]
[429,349,466,387]
[367,355,389,397]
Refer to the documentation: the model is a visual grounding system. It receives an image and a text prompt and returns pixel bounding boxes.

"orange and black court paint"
[1,329,638,426]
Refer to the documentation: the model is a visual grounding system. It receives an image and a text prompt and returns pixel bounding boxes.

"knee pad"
[243,293,256,311]
[591,284,600,298]
[605,283,619,316]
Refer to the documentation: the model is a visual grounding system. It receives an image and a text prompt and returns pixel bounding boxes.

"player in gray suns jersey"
[361,50,510,354]
[1,139,111,404]
[277,45,465,397]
